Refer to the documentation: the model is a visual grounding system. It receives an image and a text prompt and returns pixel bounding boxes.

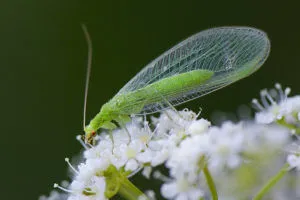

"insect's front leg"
[101,121,117,130]
[115,115,131,126]
[115,115,132,140]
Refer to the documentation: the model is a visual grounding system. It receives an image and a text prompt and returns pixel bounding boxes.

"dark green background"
[1,0,300,199]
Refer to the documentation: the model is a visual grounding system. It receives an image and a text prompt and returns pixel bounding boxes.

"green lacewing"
[83,26,270,143]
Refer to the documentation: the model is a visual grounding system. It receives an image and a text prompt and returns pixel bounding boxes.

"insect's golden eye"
[91,131,96,136]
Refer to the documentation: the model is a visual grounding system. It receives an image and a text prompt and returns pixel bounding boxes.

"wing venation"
[116,27,270,114]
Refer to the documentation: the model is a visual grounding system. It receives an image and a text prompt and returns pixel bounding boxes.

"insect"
[82,26,270,144]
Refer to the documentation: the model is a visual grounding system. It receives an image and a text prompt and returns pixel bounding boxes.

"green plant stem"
[203,164,218,200]
[252,163,290,200]
[118,176,148,200]
[277,118,300,134]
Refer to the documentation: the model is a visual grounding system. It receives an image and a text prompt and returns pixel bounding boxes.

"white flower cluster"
[252,84,300,168]
[40,84,300,200]
[253,83,300,128]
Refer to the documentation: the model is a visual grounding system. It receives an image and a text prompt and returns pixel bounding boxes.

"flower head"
[253,84,300,124]
[40,86,300,200]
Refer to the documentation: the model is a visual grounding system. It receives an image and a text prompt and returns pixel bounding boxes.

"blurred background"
[1,0,300,199]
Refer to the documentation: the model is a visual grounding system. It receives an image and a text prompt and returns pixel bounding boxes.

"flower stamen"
[65,158,79,174]
[53,183,73,193]
[252,99,264,111]
[76,135,89,150]
[153,170,171,182]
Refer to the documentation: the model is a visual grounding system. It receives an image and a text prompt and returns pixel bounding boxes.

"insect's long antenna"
[81,24,93,129]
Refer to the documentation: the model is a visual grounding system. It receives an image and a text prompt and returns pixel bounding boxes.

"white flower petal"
[125,159,139,171]
[161,182,178,199]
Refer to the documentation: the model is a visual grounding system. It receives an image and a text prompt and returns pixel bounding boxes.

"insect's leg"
[101,121,117,130]
[108,129,114,146]
[196,107,203,118]
[153,101,182,130]
[153,88,184,120]
[118,118,131,141]
[162,95,179,115]
[101,122,118,148]
[142,113,151,129]
[91,137,96,146]
[150,87,182,124]
[157,102,174,121]
[115,115,132,141]
[123,126,132,142]
[152,87,180,115]
[117,115,131,124]
[106,129,116,154]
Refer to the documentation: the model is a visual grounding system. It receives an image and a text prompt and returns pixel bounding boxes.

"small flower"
[84,140,113,160]
[150,145,171,167]
[286,143,300,170]
[161,177,204,200]
[112,139,144,171]
[89,177,107,200]
[152,109,199,137]
[207,122,245,170]
[142,166,152,179]
[127,118,154,145]
[253,83,300,125]
[243,123,290,153]
[287,154,300,170]
[187,118,211,135]
[68,176,107,200]
[166,134,210,182]
[69,180,85,193]
[39,191,68,200]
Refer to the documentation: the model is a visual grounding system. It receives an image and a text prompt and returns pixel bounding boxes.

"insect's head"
[84,125,97,144]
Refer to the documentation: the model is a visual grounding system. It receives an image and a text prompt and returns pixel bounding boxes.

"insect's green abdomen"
[143,69,214,98]
[119,69,214,113]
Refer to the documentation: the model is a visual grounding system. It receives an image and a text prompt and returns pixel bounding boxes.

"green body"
[84,69,214,140]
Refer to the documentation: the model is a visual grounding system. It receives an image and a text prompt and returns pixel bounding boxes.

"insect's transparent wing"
[116,77,228,115]
[139,65,256,114]
[117,65,252,115]
[116,27,270,114]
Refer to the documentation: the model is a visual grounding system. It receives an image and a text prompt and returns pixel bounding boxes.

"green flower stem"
[277,118,300,134]
[118,175,148,200]
[203,164,218,200]
[253,163,290,200]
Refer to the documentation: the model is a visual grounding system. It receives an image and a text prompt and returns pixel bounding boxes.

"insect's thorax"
[85,96,130,132]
